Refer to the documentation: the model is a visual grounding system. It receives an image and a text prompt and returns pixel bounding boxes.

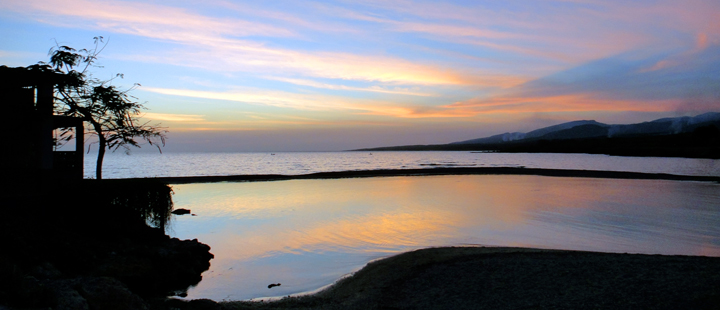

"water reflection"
[170,175,720,301]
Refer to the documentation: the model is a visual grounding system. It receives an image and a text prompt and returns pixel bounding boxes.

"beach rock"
[54,290,89,310]
[30,262,62,279]
[45,279,89,310]
[187,299,223,310]
[172,208,192,215]
[45,277,148,310]
[164,298,222,310]
[91,234,213,297]
[77,277,148,310]
[1,181,214,309]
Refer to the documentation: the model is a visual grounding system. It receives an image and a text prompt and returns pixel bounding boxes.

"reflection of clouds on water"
[170,175,720,300]
[524,179,720,255]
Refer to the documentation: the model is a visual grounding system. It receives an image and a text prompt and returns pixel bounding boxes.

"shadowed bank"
[0,50,212,309]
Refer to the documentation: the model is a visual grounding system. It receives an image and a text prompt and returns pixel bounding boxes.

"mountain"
[451,112,720,145]
[354,112,720,158]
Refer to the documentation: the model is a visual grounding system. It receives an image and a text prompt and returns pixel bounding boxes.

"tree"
[43,37,167,179]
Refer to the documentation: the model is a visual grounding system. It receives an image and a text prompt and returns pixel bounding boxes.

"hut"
[1,65,84,180]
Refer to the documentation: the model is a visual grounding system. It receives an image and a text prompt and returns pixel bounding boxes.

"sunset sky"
[1,0,719,151]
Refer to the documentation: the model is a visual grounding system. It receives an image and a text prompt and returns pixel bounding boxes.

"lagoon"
[169,174,720,301]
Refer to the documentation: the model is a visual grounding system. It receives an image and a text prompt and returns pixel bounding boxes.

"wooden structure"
[1,65,84,180]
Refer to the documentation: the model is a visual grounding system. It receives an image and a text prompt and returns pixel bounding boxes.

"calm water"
[170,174,720,301]
[90,151,720,179]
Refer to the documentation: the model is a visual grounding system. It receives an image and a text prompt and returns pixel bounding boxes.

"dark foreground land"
[166,247,720,310]
[1,180,214,310]
[3,171,720,310]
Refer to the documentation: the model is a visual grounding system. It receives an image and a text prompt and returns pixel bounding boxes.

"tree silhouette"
[43,37,167,179]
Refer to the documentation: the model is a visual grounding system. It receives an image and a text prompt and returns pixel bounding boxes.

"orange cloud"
[140,112,206,122]
[445,93,680,115]
[1,0,533,88]
[390,21,524,40]
[268,77,437,96]
[142,86,478,119]
[697,32,709,50]
[2,0,294,39]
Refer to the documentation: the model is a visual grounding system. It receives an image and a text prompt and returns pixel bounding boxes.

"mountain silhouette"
[355,112,720,158]
[451,112,720,145]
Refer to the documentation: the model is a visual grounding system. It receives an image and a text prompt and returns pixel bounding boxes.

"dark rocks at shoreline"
[42,277,148,310]
[92,230,214,298]
[0,189,214,310]
[172,208,192,215]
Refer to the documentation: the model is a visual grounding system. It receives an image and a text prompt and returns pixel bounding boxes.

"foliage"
[86,179,175,230]
[39,37,167,179]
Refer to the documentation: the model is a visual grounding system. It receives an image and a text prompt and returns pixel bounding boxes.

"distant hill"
[452,120,605,144]
[451,112,720,145]
[354,112,720,159]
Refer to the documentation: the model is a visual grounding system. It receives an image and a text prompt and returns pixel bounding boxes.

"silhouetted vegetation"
[44,37,167,179]
[83,179,175,229]
[0,38,210,310]
[1,179,213,309]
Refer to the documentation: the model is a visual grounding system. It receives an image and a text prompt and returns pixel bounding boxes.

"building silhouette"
[1,65,84,180]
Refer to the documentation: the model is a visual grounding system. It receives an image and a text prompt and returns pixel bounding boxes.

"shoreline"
[162,246,720,309]
[123,166,720,184]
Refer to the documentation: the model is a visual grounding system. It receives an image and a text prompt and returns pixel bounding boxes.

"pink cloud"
[445,93,681,116]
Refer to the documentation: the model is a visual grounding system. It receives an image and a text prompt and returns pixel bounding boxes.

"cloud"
[142,45,499,87]
[142,86,479,119]
[5,0,719,130]
[143,86,366,111]
[445,43,720,116]
[140,112,206,122]
[447,94,679,115]
[2,0,295,39]
[3,0,503,88]
[267,77,436,96]
[389,21,523,40]
[335,0,718,67]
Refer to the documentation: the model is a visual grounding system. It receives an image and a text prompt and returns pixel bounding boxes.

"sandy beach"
[159,246,720,309]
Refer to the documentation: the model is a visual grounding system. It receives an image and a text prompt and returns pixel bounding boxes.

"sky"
[1,0,719,152]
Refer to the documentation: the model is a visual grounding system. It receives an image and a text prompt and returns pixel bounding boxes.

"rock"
[30,262,62,279]
[2,187,213,309]
[93,236,214,298]
[46,279,89,310]
[77,277,148,310]
[172,208,191,215]
[188,299,223,310]
[164,298,222,310]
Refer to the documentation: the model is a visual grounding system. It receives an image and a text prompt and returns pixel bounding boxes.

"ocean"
[108,151,720,301]
[90,151,720,179]
[170,174,720,301]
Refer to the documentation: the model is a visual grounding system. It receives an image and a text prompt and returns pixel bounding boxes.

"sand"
[217,246,720,310]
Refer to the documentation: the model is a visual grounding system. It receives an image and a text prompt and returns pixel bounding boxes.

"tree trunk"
[96,135,106,179]
[87,116,106,180]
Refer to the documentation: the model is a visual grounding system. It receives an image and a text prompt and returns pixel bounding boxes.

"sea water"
[90,151,720,179]
[88,151,720,300]
[169,174,720,301]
